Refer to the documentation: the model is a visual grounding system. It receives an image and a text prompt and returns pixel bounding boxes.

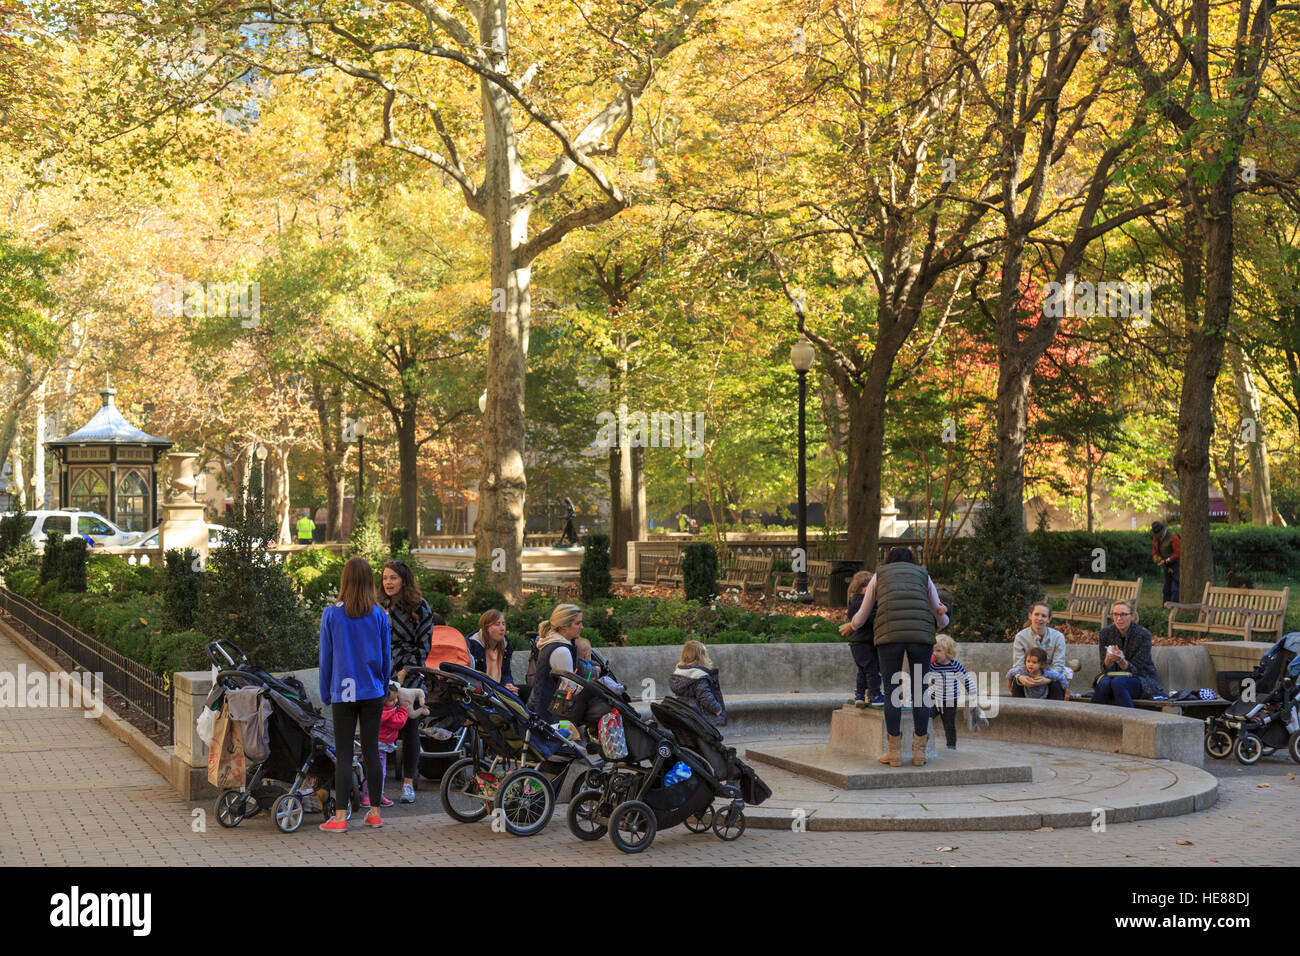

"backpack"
[524,632,541,687]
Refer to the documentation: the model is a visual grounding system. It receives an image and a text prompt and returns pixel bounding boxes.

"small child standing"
[845,570,882,707]
[362,683,407,808]
[1005,647,1069,700]
[929,636,979,750]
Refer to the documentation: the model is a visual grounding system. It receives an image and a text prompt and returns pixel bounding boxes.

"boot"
[912,734,929,766]
[880,734,901,767]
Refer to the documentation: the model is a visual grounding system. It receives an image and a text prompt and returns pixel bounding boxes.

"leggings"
[877,643,933,737]
[933,702,958,747]
[398,718,421,780]
[332,697,384,813]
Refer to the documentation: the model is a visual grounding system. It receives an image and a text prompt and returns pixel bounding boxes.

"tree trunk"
[32,380,46,510]
[1175,204,1232,600]
[1085,464,1095,534]
[396,405,420,540]
[474,4,530,601]
[608,440,632,569]
[1232,348,1273,524]
[0,360,36,475]
[844,384,887,569]
[632,443,647,540]
[11,427,24,512]
[268,446,292,543]
[312,382,348,541]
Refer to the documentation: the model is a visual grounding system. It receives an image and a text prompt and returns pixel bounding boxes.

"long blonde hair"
[539,604,582,642]
[679,640,713,669]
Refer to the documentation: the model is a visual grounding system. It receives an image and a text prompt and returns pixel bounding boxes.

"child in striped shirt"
[929,636,979,750]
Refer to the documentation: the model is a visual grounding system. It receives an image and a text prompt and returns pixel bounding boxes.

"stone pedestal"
[159,451,208,564]
[830,705,938,761]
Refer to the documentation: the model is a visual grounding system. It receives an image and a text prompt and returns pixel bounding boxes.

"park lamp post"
[254,443,268,507]
[353,420,368,501]
[790,335,815,602]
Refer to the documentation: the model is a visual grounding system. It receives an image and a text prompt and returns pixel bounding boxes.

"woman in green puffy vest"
[840,547,950,767]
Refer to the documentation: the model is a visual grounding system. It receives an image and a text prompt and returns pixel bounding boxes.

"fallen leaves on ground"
[1176,840,1194,845]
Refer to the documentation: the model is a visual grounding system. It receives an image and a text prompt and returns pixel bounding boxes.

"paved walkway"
[1,626,1297,866]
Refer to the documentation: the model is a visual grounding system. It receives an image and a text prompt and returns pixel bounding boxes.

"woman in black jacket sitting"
[380,559,433,803]
[467,608,518,694]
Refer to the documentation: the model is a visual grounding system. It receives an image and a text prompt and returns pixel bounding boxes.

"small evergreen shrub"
[58,537,88,592]
[0,509,35,575]
[462,585,508,616]
[579,532,612,602]
[389,525,411,556]
[348,499,387,568]
[163,548,203,631]
[952,495,1041,642]
[40,531,63,585]
[425,590,453,619]
[682,543,718,602]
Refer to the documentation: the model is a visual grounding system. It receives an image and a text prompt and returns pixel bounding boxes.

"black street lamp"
[354,420,368,501]
[790,335,815,602]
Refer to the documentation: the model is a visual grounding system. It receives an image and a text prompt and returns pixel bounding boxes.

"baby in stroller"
[1204,632,1300,765]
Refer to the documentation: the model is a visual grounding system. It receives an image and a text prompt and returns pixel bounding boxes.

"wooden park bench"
[721,553,775,596]
[771,559,832,603]
[654,556,683,589]
[1165,583,1291,642]
[1044,575,1143,629]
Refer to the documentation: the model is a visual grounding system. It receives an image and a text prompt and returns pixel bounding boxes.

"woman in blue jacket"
[319,557,391,832]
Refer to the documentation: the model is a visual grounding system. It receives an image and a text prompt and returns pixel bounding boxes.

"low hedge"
[6,559,209,677]
[1028,526,1300,582]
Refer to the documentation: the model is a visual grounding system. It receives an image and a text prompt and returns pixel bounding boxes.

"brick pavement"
[2,627,1297,867]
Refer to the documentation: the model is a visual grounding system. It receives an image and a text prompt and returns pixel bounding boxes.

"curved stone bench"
[829,698,1206,764]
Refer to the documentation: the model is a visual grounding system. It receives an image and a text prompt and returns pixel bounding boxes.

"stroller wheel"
[1235,732,1264,766]
[565,789,608,841]
[712,804,746,841]
[1204,729,1233,760]
[608,800,657,854]
[498,769,555,837]
[215,790,248,828]
[1289,731,1300,765]
[273,794,305,833]
[440,757,489,823]
[684,807,714,834]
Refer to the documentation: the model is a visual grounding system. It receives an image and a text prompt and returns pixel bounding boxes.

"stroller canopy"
[426,626,473,670]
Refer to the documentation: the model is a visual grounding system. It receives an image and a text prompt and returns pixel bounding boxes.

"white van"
[7,511,138,550]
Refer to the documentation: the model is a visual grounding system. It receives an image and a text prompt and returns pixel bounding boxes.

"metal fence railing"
[0,586,173,744]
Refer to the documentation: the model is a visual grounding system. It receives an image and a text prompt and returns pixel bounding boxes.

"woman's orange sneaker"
[319,817,348,833]
[364,810,383,828]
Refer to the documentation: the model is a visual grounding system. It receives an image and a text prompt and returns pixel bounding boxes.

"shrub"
[6,566,38,596]
[462,585,508,616]
[150,630,211,675]
[285,547,342,575]
[711,629,763,645]
[626,626,688,646]
[40,531,63,585]
[163,548,203,631]
[578,626,607,647]
[584,600,622,646]
[195,500,317,670]
[952,495,1041,643]
[0,509,34,575]
[348,499,387,568]
[449,612,479,636]
[423,572,460,597]
[682,542,718,602]
[579,532,612,602]
[87,555,144,598]
[424,590,453,619]
[389,526,410,556]
[58,537,88,592]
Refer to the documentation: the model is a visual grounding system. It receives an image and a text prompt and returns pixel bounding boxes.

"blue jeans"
[850,642,881,699]
[1093,675,1143,707]
[877,643,932,737]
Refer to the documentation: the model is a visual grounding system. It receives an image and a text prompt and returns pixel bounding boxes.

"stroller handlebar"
[206,639,247,670]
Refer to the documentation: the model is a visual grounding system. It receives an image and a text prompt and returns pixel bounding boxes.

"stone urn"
[166,452,200,504]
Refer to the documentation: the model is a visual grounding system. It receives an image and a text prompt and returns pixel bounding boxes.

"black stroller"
[549,669,757,854]
[205,641,365,834]
[420,663,599,836]
[1204,632,1300,765]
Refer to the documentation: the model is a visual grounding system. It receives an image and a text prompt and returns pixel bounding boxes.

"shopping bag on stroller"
[208,702,247,789]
